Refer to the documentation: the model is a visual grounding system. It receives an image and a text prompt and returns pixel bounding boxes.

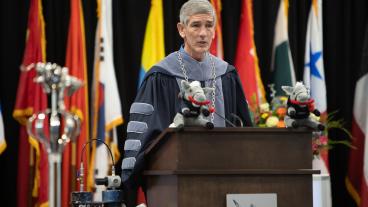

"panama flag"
[304,0,327,117]
[271,0,296,96]
[346,22,368,207]
[303,1,331,207]
[89,0,123,201]
[138,0,165,86]
[209,0,224,59]
[0,104,6,155]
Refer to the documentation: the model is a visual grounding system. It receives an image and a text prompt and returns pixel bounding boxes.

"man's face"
[178,13,215,60]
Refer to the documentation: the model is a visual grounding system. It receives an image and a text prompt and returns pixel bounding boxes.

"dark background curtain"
[0,0,366,206]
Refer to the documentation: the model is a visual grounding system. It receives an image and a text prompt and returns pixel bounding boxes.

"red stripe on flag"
[235,0,266,112]
[209,0,223,58]
[63,0,90,206]
[136,186,147,205]
[347,117,366,206]
[346,22,368,204]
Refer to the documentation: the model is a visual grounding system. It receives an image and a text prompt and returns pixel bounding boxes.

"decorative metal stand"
[27,62,82,207]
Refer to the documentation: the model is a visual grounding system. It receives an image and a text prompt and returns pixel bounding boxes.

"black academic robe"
[121,65,252,206]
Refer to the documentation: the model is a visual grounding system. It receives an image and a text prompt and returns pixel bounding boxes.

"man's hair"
[179,0,216,25]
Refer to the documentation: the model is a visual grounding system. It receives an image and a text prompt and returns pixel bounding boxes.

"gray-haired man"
[121,0,252,206]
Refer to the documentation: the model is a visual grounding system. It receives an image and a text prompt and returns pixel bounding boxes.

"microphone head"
[230,113,244,127]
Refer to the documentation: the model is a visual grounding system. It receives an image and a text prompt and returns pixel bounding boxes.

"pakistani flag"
[271,0,296,96]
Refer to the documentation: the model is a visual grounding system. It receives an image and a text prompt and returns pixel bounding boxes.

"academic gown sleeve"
[222,65,253,127]
[121,68,180,190]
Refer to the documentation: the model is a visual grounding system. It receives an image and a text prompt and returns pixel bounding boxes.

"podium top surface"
[145,127,313,154]
[162,127,312,133]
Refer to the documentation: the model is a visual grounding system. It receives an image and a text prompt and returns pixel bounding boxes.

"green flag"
[271,0,296,96]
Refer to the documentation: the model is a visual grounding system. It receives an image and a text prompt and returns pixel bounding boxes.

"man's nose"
[199,26,207,37]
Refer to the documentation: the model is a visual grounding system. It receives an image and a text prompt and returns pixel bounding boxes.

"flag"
[303,1,331,206]
[234,0,266,112]
[271,0,296,96]
[63,0,89,206]
[346,22,368,207]
[138,0,165,86]
[12,0,48,205]
[304,0,327,118]
[209,0,224,59]
[0,104,6,155]
[89,0,123,201]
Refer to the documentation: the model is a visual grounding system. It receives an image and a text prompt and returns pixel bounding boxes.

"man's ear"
[177,23,185,38]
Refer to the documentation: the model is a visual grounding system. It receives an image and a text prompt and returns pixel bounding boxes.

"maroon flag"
[13,0,48,206]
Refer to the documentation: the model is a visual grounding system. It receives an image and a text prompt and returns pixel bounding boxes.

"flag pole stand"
[27,62,82,207]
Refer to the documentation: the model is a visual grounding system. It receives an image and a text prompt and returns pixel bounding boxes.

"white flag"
[90,0,123,200]
[304,0,327,114]
[303,1,331,207]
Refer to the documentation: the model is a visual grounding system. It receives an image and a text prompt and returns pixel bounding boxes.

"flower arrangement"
[311,111,353,156]
[254,96,288,128]
[249,83,352,156]
[253,100,352,156]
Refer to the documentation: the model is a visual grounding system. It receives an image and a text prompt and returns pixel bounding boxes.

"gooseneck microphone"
[71,138,123,206]
[214,112,244,127]
[79,138,117,192]
[230,113,244,127]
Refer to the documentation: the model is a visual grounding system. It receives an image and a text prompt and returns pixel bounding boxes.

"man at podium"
[121,0,252,205]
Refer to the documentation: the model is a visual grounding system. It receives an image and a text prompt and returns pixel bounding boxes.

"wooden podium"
[144,128,318,207]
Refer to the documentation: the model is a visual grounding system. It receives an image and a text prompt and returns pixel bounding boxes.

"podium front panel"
[145,128,315,207]
[147,128,312,171]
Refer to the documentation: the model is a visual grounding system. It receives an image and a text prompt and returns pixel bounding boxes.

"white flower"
[266,116,279,127]
[309,113,320,122]
[259,103,270,113]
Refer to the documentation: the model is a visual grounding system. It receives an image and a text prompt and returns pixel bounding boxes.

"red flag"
[346,23,368,207]
[209,0,224,59]
[62,0,90,206]
[13,0,48,206]
[136,186,147,206]
[234,0,266,112]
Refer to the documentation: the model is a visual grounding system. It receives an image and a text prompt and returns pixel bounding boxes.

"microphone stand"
[71,139,123,206]
[214,111,244,127]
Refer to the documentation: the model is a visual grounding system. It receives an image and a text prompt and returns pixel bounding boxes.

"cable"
[80,138,115,167]
[78,138,116,192]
